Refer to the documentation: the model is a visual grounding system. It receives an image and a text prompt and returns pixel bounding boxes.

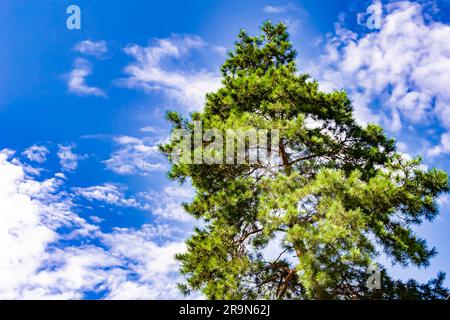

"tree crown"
[161,22,449,300]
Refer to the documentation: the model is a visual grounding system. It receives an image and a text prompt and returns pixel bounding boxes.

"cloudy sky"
[0,0,449,299]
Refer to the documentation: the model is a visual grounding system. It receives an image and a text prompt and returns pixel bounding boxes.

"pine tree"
[160,22,450,300]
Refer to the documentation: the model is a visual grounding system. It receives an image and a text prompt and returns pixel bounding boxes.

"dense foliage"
[161,22,450,299]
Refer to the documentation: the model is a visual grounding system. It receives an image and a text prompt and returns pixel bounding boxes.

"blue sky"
[0,0,449,299]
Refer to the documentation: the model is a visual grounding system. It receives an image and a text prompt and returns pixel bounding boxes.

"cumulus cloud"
[0,148,192,299]
[105,135,166,175]
[57,144,82,172]
[120,35,221,111]
[310,1,450,156]
[67,58,106,97]
[22,145,49,164]
[0,149,95,299]
[74,40,108,58]
[101,226,187,299]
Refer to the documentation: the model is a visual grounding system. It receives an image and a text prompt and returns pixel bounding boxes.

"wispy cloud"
[57,144,82,172]
[139,185,195,222]
[140,126,160,133]
[75,179,195,223]
[74,40,108,58]
[428,133,450,157]
[263,3,298,14]
[263,3,302,34]
[283,18,300,34]
[74,183,143,208]
[22,145,49,164]
[67,58,106,97]
[264,5,285,13]
[105,135,166,175]
[119,35,221,111]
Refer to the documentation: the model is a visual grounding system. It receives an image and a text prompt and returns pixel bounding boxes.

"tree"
[160,22,450,299]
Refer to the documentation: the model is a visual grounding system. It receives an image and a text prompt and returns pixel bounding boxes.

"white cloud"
[213,45,228,56]
[89,215,104,224]
[140,126,160,133]
[120,35,221,111]
[310,1,450,156]
[140,185,195,222]
[75,179,195,223]
[283,18,300,34]
[263,4,297,14]
[102,226,187,299]
[427,132,450,157]
[67,58,106,97]
[74,40,108,58]
[438,194,450,208]
[105,135,166,175]
[0,149,96,299]
[263,5,286,14]
[57,144,82,172]
[0,148,193,299]
[74,183,142,208]
[262,4,303,35]
[22,145,49,164]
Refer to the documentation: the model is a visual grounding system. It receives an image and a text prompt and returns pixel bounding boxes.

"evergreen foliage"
[161,22,450,300]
